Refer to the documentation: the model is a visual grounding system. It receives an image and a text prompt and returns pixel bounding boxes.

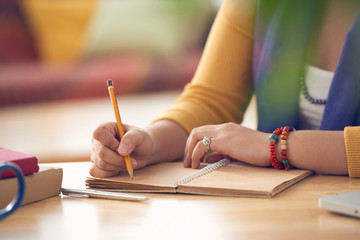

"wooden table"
[0,162,359,240]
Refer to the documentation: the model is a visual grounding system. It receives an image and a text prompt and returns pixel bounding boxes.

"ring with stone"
[202,136,211,151]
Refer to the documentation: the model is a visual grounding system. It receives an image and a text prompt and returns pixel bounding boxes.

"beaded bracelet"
[268,126,294,170]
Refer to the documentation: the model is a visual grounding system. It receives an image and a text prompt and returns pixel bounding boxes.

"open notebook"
[86,159,313,198]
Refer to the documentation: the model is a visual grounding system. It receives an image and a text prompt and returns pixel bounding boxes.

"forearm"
[284,130,348,175]
[146,120,188,164]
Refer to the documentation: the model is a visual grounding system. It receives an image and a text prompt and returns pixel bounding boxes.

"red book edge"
[0,147,39,178]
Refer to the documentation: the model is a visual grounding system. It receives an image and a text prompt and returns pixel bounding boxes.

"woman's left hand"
[183,123,271,168]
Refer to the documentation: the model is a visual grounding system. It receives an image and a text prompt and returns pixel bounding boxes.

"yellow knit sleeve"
[344,126,360,177]
[153,0,257,134]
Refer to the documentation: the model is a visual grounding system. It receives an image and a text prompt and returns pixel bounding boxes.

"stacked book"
[0,147,62,208]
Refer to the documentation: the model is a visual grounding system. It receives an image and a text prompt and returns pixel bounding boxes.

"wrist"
[261,132,272,167]
[145,127,160,165]
[146,120,188,164]
[268,126,294,170]
[248,130,272,167]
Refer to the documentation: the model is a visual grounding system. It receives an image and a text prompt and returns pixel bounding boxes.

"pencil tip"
[107,79,113,87]
[128,169,134,181]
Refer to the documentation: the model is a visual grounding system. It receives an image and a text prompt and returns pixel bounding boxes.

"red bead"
[269,126,293,171]
[273,162,283,169]
[274,128,282,135]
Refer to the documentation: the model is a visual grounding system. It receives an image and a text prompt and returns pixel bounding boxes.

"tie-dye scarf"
[252,0,360,132]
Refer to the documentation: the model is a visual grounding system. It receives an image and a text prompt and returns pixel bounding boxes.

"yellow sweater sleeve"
[154,0,257,134]
[344,127,360,177]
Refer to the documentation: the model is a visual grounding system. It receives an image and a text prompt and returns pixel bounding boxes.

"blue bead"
[269,134,278,142]
[283,160,289,166]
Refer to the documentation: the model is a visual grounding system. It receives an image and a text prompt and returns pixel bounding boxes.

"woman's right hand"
[90,122,155,178]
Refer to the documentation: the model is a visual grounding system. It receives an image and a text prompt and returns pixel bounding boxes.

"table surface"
[0,162,359,240]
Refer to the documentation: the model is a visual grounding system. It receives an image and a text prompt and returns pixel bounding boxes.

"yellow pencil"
[107,79,134,180]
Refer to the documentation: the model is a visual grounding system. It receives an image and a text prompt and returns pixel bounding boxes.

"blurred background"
[0,0,221,162]
[0,0,256,163]
[0,0,221,105]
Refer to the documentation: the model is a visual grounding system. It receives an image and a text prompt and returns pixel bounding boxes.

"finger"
[184,127,208,167]
[116,128,150,171]
[184,134,199,168]
[131,157,146,170]
[191,139,210,169]
[92,122,120,151]
[89,162,119,178]
[184,126,216,167]
[91,153,123,172]
[203,152,223,163]
[204,152,233,163]
[117,128,145,156]
[92,138,126,168]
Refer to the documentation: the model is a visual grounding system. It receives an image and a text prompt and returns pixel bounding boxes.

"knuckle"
[92,122,114,140]
[92,126,106,140]
[192,127,200,134]
[222,122,236,130]
[189,127,201,138]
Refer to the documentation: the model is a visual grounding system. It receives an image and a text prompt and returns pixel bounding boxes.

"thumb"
[118,141,131,156]
[117,128,141,156]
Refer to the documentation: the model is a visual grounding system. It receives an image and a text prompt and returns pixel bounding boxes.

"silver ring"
[202,136,211,151]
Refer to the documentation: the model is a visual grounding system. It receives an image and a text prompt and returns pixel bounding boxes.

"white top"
[298,65,334,130]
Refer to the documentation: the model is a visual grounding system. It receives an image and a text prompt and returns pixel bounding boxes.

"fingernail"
[118,143,129,155]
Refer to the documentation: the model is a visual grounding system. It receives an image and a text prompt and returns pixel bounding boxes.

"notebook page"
[86,162,201,191]
[178,162,313,197]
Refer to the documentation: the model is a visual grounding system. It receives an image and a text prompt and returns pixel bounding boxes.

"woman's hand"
[90,122,155,178]
[184,123,270,169]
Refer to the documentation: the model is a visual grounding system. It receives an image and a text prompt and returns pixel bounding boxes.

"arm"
[183,123,351,175]
[153,0,257,133]
[285,130,347,175]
